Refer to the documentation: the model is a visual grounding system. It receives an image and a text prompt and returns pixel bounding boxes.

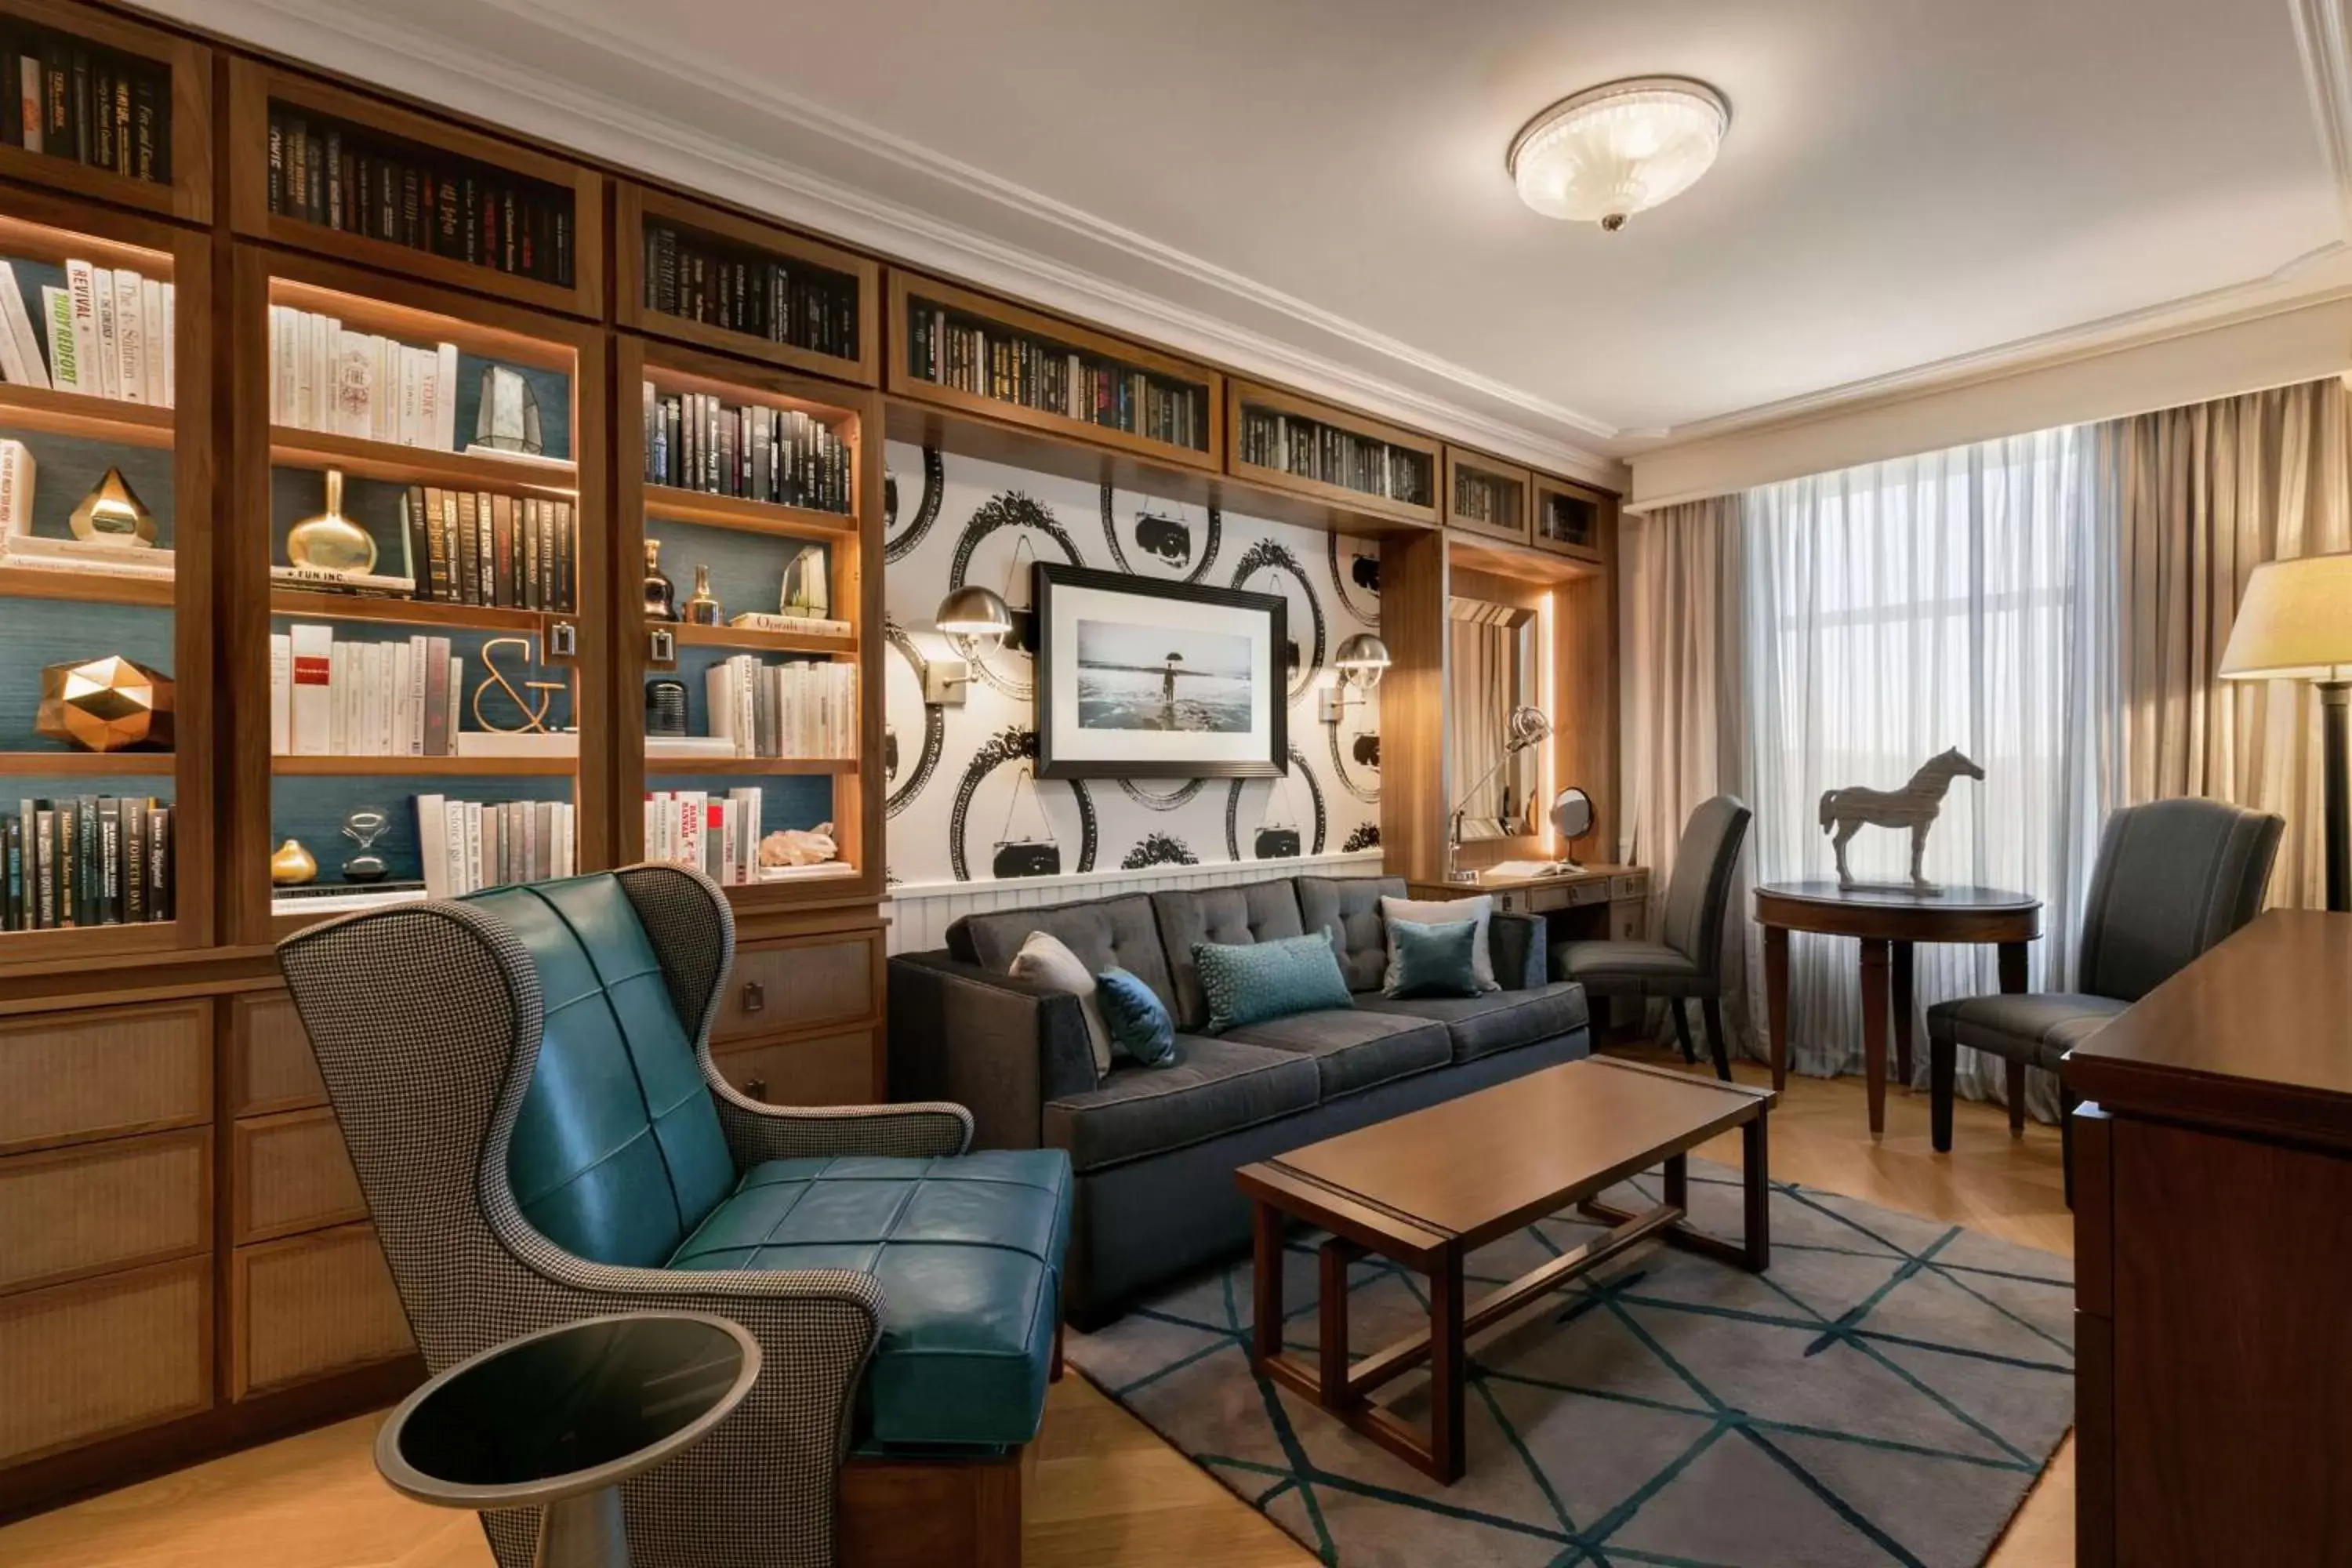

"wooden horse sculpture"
[1819,747,1985,889]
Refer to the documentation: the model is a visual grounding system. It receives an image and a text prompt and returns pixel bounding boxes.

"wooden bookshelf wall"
[0,0,1617,1520]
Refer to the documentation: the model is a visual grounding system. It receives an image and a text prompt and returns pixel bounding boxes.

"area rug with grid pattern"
[1066,1163,2073,1568]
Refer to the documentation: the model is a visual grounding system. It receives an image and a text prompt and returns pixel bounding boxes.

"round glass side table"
[376,1311,761,1568]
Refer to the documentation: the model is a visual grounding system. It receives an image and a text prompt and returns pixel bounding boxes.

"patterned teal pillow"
[1192,934,1354,1033]
[1385,917,1483,1000]
[1096,967,1178,1066]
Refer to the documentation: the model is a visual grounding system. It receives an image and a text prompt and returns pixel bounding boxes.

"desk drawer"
[0,1000,212,1156]
[229,993,327,1116]
[0,1129,212,1294]
[0,1256,211,1464]
[713,932,881,1044]
[232,1222,412,1398]
[233,1109,367,1243]
[713,1029,879,1107]
[1610,873,1649,902]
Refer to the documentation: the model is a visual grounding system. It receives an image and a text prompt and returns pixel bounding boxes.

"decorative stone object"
[35,655,174,752]
[1819,746,1985,889]
[758,822,838,869]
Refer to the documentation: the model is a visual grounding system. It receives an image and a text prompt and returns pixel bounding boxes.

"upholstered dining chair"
[277,865,1073,1568]
[1926,797,2282,1182]
[1553,794,1754,1080]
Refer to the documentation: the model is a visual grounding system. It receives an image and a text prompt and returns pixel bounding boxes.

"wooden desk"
[1407,866,1650,1024]
[1754,881,2042,1142]
[2067,911,2352,1567]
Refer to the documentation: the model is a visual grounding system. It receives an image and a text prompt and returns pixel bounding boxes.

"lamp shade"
[1334,632,1391,685]
[935,584,1014,641]
[2218,553,2352,682]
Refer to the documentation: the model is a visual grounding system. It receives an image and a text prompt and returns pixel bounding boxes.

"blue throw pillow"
[1193,933,1354,1033]
[1096,967,1178,1066]
[1386,918,1483,1000]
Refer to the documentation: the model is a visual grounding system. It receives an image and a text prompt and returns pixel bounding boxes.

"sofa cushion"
[1097,966,1178,1066]
[1385,917,1483,999]
[1008,931,1113,1076]
[1296,875,1407,993]
[1194,933,1353,1033]
[949,894,1179,1018]
[1152,882,1307,1029]
[1552,938,1704,996]
[1380,894,1500,993]
[474,877,734,1270]
[1044,1036,1319,1173]
[1359,981,1592,1063]
[1926,992,2129,1071]
[668,1150,1072,1450]
[1225,1007,1451,1099]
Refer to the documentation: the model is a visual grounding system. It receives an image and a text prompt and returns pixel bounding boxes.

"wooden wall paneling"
[1555,495,1621,857]
[0,1127,210,1293]
[229,1221,412,1399]
[223,59,604,320]
[0,1254,212,1465]
[615,181,880,387]
[229,1107,365,1244]
[1377,528,1449,884]
[0,0,213,223]
[0,998,211,1156]
[225,991,325,1116]
[1226,379,1441,530]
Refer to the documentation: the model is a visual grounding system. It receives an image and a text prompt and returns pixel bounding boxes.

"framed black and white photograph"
[1035,562,1287,779]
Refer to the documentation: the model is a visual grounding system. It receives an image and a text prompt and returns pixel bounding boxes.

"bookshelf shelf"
[1226,379,1439,530]
[665,620,855,656]
[0,750,173,774]
[887,268,1222,474]
[0,564,174,606]
[644,757,856,776]
[271,754,575,777]
[267,588,553,636]
[1444,447,1532,546]
[642,485,855,540]
[0,382,176,445]
[616,183,879,388]
[0,0,214,223]
[1532,474,1607,564]
[269,428,578,497]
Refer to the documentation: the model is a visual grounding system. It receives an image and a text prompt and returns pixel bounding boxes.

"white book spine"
[43,287,78,393]
[0,264,35,387]
[464,804,483,894]
[64,261,100,400]
[407,637,428,756]
[267,633,291,755]
[390,643,412,757]
[111,270,143,405]
[89,267,118,401]
[140,278,164,406]
[0,439,33,539]
[159,283,174,408]
[326,641,349,755]
[417,794,448,898]
[434,342,459,451]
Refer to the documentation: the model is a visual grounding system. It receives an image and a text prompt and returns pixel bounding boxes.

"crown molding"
[137,0,1627,488]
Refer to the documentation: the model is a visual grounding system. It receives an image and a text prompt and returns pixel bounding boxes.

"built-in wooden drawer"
[713,1029,879,1107]
[0,1128,212,1295]
[712,932,881,1044]
[232,1109,366,1244]
[1612,903,1642,943]
[229,993,327,1116]
[0,1000,212,1156]
[1610,872,1649,902]
[231,1222,412,1399]
[0,1255,212,1465]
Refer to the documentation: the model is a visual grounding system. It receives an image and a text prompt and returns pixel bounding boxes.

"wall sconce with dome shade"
[925,585,1014,706]
[1319,632,1392,724]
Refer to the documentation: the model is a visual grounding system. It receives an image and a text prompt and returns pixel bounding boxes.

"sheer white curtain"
[1737,430,2119,1114]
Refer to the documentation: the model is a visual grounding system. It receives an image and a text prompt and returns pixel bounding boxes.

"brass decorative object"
[684,564,721,625]
[339,808,390,883]
[270,838,318,887]
[642,539,677,620]
[35,655,174,752]
[470,636,564,734]
[285,468,376,575]
[67,466,158,546]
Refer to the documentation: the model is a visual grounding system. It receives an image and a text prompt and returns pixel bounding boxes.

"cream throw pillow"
[1009,930,1114,1076]
[1378,894,1500,993]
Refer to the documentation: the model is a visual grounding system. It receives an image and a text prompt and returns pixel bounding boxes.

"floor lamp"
[2218,552,2352,912]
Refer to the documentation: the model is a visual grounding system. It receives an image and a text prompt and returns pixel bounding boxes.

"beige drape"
[2103,377,2352,908]
[1622,495,1752,1056]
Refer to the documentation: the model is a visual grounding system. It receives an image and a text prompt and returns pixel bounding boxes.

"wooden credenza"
[2067,910,2352,1566]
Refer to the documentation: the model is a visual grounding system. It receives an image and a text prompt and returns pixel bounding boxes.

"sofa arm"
[888,952,1099,1150]
[1490,913,1550,991]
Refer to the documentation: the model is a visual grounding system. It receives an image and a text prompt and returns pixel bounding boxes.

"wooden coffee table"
[1235,1055,1775,1483]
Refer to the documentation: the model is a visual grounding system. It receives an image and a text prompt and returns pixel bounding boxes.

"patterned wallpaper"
[880,439,1385,888]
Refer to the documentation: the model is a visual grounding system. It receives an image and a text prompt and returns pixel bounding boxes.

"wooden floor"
[0,1047,2073,1568]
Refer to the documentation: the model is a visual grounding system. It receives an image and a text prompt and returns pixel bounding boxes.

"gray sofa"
[889,873,1592,1323]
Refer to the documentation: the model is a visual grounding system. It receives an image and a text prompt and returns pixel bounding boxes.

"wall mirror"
[1448,595,1539,840]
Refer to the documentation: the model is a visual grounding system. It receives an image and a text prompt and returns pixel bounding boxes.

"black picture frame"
[1033,561,1288,779]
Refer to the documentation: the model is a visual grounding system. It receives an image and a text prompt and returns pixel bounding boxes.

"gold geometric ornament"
[35,655,175,752]
[67,466,159,546]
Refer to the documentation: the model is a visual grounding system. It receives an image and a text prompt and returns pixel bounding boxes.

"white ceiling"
[162,0,2352,469]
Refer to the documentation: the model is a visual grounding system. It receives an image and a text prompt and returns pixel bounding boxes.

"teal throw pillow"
[1386,918,1483,1000]
[1096,967,1178,1066]
[1193,933,1353,1033]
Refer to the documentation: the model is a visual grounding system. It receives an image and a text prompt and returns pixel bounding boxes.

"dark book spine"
[501,188,518,274]
[88,60,111,171]
[67,47,85,165]
[40,43,67,155]
[98,798,119,926]
[323,127,342,228]
[2,814,19,932]
[148,806,169,922]
[123,798,145,924]
[33,804,53,930]
[556,501,573,612]
[53,799,74,928]
[110,72,129,176]
[474,490,494,606]
[132,77,160,182]
[437,170,460,257]
[75,793,95,927]
[553,203,571,287]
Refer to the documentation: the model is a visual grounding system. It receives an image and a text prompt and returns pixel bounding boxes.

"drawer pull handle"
[742,981,765,1013]
[744,1075,768,1102]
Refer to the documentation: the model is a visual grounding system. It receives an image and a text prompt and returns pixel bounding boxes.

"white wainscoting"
[884,851,1385,954]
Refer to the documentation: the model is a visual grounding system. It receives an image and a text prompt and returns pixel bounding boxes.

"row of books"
[266,107,575,288]
[270,303,459,449]
[270,626,469,757]
[416,793,577,898]
[1450,469,1521,528]
[641,223,857,359]
[907,306,1205,450]
[704,655,857,760]
[644,788,765,886]
[1240,409,1432,506]
[397,486,577,612]
[1,795,173,931]
[642,384,851,515]
[0,257,173,405]
[1,27,169,183]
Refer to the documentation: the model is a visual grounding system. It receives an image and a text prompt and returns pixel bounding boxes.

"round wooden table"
[1755,881,2042,1147]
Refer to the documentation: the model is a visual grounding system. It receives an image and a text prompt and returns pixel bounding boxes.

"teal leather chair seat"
[669,1151,1072,1449]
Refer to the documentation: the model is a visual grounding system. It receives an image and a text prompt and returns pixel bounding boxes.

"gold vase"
[269,839,318,887]
[68,466,158,546]
[285,469,376,575]
[684,564,721,626]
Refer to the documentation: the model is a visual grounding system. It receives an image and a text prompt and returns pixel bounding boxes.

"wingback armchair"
[278,866,1073,1568]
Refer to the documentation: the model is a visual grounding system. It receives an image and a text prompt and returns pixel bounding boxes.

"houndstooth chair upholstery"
[277,863,973,1568]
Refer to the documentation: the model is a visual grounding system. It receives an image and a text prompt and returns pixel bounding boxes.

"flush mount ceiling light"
[1508,76,1730,231]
